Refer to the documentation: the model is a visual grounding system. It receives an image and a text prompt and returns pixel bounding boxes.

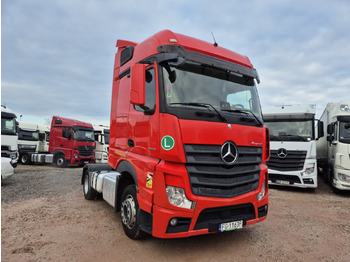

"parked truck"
[18,121,40,164]
[316,101,350,191]
[20,116,96,167]
[1,105,19,167]
[263,105,324,189]
[82,30,270,239]
[93,125,109,164]
[38,124,50,152]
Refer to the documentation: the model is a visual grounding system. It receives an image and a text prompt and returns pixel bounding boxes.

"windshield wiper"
[170,102,227,122]
[222,108,263,126]
[284,134,308,141]
[270,134,280,141]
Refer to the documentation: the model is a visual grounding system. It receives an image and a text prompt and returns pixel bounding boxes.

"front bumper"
[268,160,318,189]
[333,167,350,190]
[151,196,268,238]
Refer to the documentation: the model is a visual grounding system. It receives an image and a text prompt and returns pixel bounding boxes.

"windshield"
[339,122,350,144]
[162,62,262,122]
[1,117,17,135]
[18,129,39,141]
[73,128,94,142]
[264,120,314,141]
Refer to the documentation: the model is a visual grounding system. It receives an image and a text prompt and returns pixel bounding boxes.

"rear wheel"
[83,170,97,200]
[120,185,146,239]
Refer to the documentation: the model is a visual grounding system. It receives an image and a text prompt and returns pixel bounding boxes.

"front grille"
[194,203,255,231]
[1,145,10,151]
[184,144,262,198]
[267,150,306,171]
[78,146,94,157]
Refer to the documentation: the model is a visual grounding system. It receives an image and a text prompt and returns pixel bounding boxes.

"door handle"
[128,139,135,148]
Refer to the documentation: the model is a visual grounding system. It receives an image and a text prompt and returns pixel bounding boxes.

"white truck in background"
[93,125,109,164]
[263,104,324,188]
[18,121,40,164]
[316,101,350,191]
[38,124,50,153]
[1,105,19,167]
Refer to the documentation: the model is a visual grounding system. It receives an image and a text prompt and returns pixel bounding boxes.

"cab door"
[128,64,160,160]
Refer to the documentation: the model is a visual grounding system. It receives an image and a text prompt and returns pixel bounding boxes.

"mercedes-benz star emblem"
[221,141,238,165]
[277,148,287,159]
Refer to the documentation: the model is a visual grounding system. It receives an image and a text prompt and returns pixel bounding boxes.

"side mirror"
[327,123,334,135]
[130,63,146,105]
[327,135,334,142]
[317,120,324,139]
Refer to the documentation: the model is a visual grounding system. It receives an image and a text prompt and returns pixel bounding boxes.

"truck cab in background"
[93,125,109,163]
[263,105,324,188]
[18,121,39,164]
[1,105,19,167]
[316,101,350,191]
[38,124,50,153]
[18,116,96,167]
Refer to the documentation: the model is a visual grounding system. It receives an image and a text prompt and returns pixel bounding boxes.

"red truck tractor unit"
[82,30,270,239]
[26,116,96,167]
[49,116,95,167]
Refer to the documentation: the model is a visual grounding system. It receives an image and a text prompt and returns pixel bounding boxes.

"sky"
[1,0,350,125]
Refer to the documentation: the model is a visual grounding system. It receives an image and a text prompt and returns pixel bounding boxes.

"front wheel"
[55,155,66,168]
[120,185,146,239]
[20,154,30,165]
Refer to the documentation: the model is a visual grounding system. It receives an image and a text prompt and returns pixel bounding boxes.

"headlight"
[74,154,79,159]
[338,172,350,183]
[166,186,195,210]
[301,164,315,176]
[257,182,266,201]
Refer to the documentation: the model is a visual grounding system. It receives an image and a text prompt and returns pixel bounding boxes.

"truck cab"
[38,124,50,153]
[263,105,323,188]
[18,121,39,164]
[1,105,19,167]
[93,125,109,164]
[49,116,96,167]
[83,30,269,239]
[317,102,350,191]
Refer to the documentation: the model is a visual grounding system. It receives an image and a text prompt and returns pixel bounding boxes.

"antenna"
[211,32,218,47]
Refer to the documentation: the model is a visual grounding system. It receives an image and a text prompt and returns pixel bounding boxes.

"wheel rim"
[57,157,64,166]
[121,194,136,229]
[21,155,27,163]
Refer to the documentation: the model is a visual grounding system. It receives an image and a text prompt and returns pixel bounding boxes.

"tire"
[55,155,66,168]
[20,154,30,165]
[83,170,97,200]
[120,185,146,239]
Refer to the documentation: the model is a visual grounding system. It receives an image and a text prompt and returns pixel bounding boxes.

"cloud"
[2,0,350,124]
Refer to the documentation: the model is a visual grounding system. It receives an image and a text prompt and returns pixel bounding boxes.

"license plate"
[219,220,243,232]
[276,180,289,185]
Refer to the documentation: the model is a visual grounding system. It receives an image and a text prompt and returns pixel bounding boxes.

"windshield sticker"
[166,86,172,98]
[161,135,175,151]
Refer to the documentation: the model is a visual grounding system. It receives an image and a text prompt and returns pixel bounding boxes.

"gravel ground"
[1,164,350,262]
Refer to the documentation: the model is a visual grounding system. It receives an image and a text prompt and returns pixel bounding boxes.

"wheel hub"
[121,195,136,229]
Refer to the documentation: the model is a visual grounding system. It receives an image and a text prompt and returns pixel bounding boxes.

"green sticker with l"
[161,135,175,151]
